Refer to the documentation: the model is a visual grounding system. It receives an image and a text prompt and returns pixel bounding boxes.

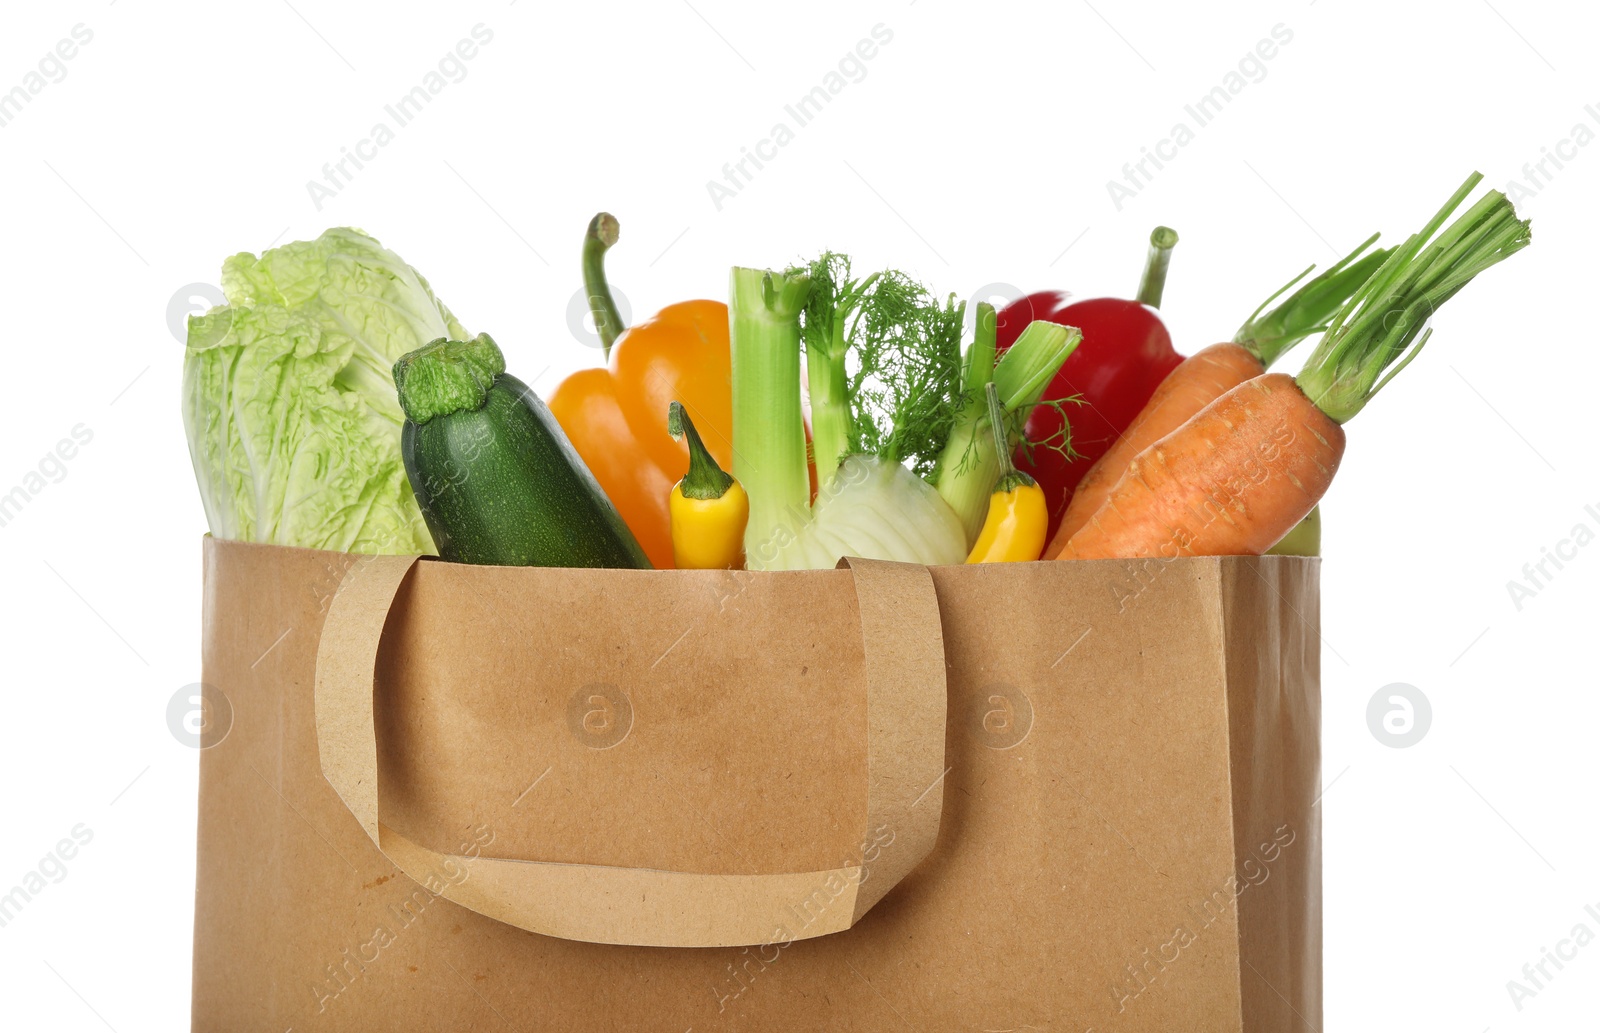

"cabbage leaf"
[182,228,467,554]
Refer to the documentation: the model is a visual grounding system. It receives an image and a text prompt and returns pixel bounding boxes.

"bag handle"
[313,555,948,948]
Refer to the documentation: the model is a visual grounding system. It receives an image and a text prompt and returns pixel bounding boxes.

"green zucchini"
[393,333,651,568]
[1266,505,1321,557]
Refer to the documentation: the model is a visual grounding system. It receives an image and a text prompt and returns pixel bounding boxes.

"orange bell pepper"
[547,215,732,569]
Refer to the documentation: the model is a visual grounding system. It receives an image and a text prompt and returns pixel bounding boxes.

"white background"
[1,0,1595,1029]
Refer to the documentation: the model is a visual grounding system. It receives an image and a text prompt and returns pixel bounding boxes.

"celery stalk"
[806,313,851,491]
[950,302,998,447]
[729,266,812,568]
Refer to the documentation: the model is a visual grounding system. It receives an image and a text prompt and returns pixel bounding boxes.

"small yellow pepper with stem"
[966,382,1048,564]
[667,401,749,569]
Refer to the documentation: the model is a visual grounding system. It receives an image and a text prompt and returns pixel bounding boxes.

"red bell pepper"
[994,227,1182,541]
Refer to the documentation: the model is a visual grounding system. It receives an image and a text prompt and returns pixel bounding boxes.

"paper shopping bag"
[192,537,1319,1031]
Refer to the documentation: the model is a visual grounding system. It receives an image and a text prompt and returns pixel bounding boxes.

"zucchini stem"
[392,333,506,424]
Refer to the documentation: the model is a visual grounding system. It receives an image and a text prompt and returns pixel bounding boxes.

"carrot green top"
[1233,233,1390,368]
[1294,172,1532,424]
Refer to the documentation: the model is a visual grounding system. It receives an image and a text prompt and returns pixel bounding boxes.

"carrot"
[1047,237,1388,552]
[1054,373,1343,559]
[1053,172,1531,561]
[1050,342,1267,548]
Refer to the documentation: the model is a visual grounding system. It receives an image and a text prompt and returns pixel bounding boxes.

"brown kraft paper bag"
[192,536,1320,1031]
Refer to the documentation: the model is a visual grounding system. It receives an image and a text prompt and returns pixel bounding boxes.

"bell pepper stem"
[668,401,734,500]
[583,212,626,360]
[1134,226,1179,308]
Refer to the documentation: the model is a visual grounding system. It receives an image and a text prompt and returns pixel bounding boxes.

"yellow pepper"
[667,401,748,570]
[966,383,1048,563]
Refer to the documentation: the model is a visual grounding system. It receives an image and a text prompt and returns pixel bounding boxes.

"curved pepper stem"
[669,401,734,500]
[1135,225,1179,308]
[984,382,1035,495]
[583,212,626,359]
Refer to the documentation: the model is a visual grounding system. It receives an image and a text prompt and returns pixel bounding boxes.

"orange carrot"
[1050,342,1266,549]
[1047,238,1388,553]
[1053,172,1531,561]
[1054,373,1343,559]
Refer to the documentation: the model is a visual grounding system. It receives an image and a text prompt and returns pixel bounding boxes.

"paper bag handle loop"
[312,555,947,948]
